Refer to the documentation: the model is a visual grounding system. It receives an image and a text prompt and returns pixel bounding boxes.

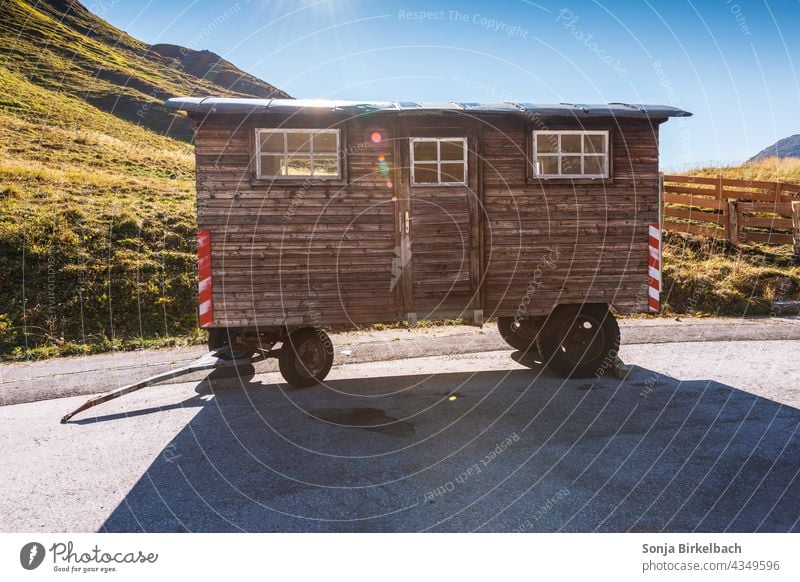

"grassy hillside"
[0,0,287,139]
[0,0,286,359]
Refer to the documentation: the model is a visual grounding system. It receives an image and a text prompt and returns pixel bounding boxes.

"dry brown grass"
[683,157,800,184]
[662,232,799,316]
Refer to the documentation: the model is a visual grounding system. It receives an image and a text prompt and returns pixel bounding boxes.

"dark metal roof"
[164,97,691,119]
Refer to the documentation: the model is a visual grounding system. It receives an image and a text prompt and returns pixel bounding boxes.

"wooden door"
[395,126,482,321]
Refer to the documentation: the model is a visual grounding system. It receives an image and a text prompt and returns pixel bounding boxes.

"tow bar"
[60,349,255,424]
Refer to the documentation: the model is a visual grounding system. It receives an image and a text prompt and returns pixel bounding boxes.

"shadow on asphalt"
[100,357,800,533]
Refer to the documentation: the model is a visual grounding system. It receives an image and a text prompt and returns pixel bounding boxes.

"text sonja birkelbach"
[49,541,158,573]
[642,542,743,557]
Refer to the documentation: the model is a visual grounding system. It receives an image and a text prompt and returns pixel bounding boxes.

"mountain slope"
[749,135,800,162]
[0,0,288,358]
[0,0,288,140]
[148,43,285,102]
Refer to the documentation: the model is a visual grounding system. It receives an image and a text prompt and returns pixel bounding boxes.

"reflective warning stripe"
[648,224,661,312]
[197,230,213,328]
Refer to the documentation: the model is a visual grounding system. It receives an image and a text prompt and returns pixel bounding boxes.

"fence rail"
[662,174,800,253]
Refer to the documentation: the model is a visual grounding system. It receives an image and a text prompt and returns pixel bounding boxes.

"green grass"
[7,329,207,361]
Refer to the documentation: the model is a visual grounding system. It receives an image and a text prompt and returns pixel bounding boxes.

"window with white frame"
[410,137,468,186]
[255,128,341,179]
[532,130,609,178]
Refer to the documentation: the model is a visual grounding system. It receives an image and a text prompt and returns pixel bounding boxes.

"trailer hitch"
[60,349,256,424]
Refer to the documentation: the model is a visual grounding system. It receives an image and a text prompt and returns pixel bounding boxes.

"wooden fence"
[662,174,800,253]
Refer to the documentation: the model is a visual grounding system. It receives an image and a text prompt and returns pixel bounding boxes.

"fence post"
[792,200,800,258]
[727,200,738,245]
[719,175,729,242]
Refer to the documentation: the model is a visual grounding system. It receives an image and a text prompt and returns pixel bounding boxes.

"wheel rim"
[509,318,537,340]
[556,315,605,364]
[295,337,326,378]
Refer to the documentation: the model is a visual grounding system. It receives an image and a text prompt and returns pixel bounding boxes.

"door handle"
[404,211,411,234]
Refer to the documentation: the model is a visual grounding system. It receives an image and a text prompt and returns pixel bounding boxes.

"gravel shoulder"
[1,316,798,406]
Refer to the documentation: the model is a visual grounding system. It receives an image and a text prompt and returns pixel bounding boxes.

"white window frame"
[254,128,341,179]
[410,137,468,186]
[532,130,609,179]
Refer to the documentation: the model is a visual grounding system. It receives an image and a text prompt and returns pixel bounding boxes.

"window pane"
[535,155,558,175]
[260,155,283,176]
[440,140,464,161]
[313,132,338,153]
[287,132,312,153]
[259,132,284,154]
[441,163,465,183]
[413,141,437,161]
[536,133,558,153]
[413,163,438,183]
[561,155,582,175]
[584,155,606,175]
[584,134,606,153]
[313,157,339,177]
[286,155,313,176]
[561,134,581,153]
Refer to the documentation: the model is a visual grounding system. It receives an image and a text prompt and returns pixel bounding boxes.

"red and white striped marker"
[648,223,661,313]
[197,229,213,328]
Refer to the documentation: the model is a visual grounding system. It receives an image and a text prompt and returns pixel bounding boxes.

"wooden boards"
[190,112,663,327]
[479,116,659,317]
[662,175,800,245]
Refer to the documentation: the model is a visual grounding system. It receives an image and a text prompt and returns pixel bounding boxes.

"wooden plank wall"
[479,116,660,317]
[193,112,662,328]
[193,113,399,327]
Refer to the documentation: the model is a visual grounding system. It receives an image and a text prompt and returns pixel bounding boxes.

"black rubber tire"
[497,316,540,351]
[536,304,620,378]
[279,327,334,388]
[207,328,251,360]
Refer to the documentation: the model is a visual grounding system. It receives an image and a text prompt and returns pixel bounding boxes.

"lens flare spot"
[387,181,394,189]
[371,131,382,144]
[378,155,385,162]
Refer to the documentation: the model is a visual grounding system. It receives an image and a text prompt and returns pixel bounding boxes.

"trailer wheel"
[536,304,619,378]
[207,328,252,360]
[279,327,334,388]
[497,316,541,351]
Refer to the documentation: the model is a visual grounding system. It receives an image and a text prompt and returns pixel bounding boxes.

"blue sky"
[92,0,800,169]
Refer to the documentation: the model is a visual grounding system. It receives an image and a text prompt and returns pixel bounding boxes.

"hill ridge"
[147,43,289,101]
[749,134,800,162]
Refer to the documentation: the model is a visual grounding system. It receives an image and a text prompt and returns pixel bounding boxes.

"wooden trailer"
[165,97,690,386]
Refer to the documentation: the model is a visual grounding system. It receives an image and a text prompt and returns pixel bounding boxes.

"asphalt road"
[1,323,799,533]
[2,315,799,406]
